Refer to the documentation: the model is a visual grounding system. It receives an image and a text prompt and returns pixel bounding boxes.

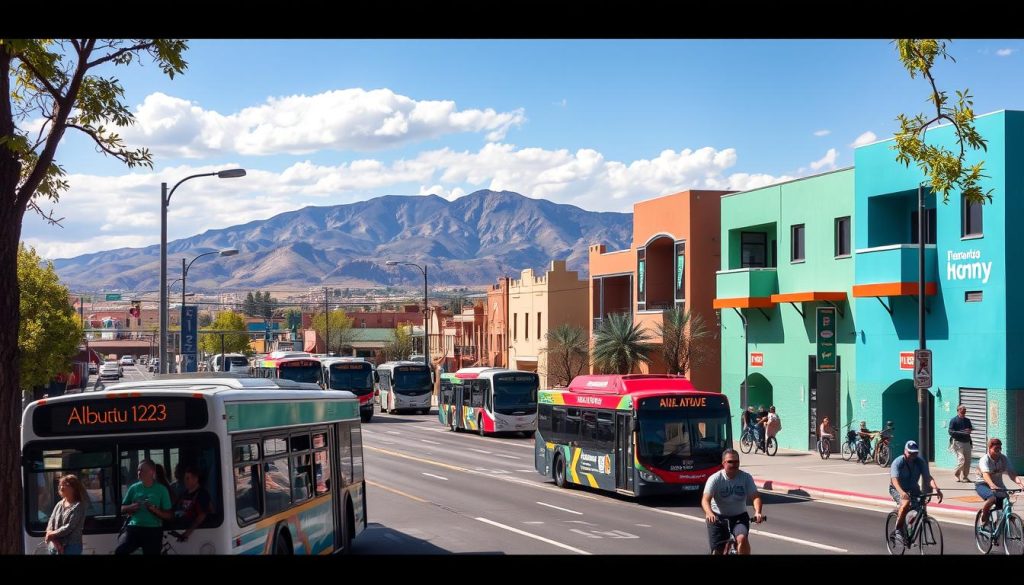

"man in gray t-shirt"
[701,448,764,554]
[974,437,1024,524]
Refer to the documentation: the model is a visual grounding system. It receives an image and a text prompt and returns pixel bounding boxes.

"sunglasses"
[724,460,739,465]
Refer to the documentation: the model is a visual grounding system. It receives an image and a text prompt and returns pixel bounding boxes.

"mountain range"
[52,190,633,291]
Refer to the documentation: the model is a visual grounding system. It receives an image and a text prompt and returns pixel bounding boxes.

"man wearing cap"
[889,440,942,544]
[974,437,1024,525]
[947,405,974,483]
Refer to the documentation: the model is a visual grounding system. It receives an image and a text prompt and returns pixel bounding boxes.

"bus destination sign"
[332,363,369,370]
[396,366,427,372]
[33,397,206,436]
[280,360,319,368]
[639,395,727,410]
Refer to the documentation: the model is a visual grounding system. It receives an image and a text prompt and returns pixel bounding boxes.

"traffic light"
[129,301,141,318]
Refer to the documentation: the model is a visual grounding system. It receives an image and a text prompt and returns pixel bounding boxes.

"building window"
[791,224,805,262]
[537,312,541,340]
[674,241,686,304]
[636,248,646,310]
[910,208,936,245]
[835,216,851,257]
[740,232,767,268]
[962,194,983,238]
[525,313,529,340]
[965,291,983,303]
[513,313,517,340]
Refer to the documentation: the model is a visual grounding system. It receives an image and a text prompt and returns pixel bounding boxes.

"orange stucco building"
[588,189,729,391]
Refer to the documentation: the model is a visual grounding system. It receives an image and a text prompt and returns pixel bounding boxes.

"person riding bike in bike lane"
[701,448,765,555]
[975,437,1024,525]
[889,440,942,544]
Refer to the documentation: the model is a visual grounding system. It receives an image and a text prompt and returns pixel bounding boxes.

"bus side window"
[565,408,581,443]
[537,403,552,433]
[597,411,614,444]
[471,381,483,408]
[483,380,492,412]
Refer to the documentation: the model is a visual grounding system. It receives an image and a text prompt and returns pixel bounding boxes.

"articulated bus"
[535,374,731,498]
[439,367,539,436]
[22,375,367,554]
[255,356,322,385]
[375,361,433,414]
[321,358,375,423]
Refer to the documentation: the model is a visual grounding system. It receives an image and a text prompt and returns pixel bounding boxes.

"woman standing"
[45,475,89,555]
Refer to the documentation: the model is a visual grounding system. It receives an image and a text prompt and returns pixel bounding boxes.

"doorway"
[808,356,840,452]
[615,412,633,492]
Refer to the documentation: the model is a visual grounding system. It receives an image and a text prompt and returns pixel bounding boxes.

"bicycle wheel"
[885,512,906,555]
[740,432,753,454]
[822,437,831,459]
[975,510,994,554]
[765,436,778,456]
[876,442,891,467]
[841,441,854,461]
[1005,513,1024,555]
[918,516,943,555]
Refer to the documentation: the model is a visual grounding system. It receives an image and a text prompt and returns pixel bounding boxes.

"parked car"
[99,361,122,380]
[120,355,135,366]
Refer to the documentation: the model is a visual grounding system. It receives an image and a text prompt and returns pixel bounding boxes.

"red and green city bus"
[321,358,375,423]
[535,374,732,498]
[256,356,323,385]
[439,367,538,436]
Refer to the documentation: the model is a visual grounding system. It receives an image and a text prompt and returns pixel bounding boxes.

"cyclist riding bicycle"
[889,440,942,544]
[974,437,1024,525]
[701,448,765,555]
[818,417,834,442]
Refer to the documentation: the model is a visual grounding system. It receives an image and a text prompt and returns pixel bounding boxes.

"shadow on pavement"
[352,523,503,554]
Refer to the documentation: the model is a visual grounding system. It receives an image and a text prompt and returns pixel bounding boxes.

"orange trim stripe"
[851,282,937,298]
[712,297,775,309]
[770,291,847,303]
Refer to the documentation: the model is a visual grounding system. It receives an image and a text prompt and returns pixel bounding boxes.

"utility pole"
[917,184,929,460]
[324,286,330,356]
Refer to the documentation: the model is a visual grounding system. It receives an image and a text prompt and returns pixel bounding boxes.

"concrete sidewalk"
[737,444,984,521]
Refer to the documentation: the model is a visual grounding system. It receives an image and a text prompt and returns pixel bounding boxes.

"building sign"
[816,307,836,372]
[105,293,121,301]
[899,351,915,370]
[181,305,198,373]
[750,352,764,367]
[946,249,992,284]
[914,349,932,389]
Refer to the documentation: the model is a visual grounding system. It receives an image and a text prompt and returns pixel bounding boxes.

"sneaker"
[893,529,907,545]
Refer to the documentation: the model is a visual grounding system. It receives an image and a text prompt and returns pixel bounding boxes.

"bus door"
[615,412,634,492]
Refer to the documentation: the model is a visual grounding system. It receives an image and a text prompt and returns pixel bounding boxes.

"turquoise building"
[715,169,856,451]
[853,110,1023,468]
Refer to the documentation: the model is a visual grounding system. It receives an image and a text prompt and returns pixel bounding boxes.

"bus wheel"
[554,454,568,488]
[273,526,293,555]
[361,411,372,423]
[340,499,354,555]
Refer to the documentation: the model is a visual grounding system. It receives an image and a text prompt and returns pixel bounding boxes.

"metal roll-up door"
[959,388,988,462]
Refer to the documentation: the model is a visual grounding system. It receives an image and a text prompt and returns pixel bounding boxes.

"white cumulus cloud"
[997,48,1015,57]
[813,129,831,137]
[120,89,526,158]
[809,148,839,171]
[851,131,878,148]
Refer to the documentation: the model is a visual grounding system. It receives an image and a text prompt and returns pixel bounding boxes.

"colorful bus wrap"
[439,368,538,436]
[535,374,732,498]
[256,356,323,385]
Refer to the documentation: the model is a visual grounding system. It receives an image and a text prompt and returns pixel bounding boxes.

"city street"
[355,410,980,555]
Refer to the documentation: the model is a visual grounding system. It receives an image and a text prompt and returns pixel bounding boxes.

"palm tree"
[542,324,590,386]
[656,307,712,376]
[592,313,654,374]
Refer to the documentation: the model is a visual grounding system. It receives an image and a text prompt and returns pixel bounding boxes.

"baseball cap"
[905,440,920,453]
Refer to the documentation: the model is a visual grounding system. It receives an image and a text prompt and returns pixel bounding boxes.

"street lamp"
[386,261,429,368]
[160,169,245,373]
[179,249,238,372]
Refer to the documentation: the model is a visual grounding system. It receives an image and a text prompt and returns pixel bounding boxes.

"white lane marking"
[516,469,535,473]
[636,524,652,528]
[422,472,449,481]
[470,448,492,455]
[495,453,520,460]
[536,501,584,515]
[570,528,602,539]
[523,521,545,525]
[474,517,591,555]
[766,490,977,527]
[419,439,441,445]
[646,507,848,553]
[386,431,401,435]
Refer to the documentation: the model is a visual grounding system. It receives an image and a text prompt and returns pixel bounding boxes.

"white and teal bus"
[439,368,539,436]
[375,361,433,414]
[22,375,366,554]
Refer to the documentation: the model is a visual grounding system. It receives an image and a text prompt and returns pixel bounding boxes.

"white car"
[99,361,122,380]
[120,355,135,366]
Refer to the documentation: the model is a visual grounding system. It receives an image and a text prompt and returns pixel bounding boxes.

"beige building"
[508,260,588,388]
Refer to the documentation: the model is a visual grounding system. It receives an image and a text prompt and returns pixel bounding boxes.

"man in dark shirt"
[948,405,974,482]
[172,465,214,542]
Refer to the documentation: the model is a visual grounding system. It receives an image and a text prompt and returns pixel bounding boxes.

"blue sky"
[21,39,1024,259]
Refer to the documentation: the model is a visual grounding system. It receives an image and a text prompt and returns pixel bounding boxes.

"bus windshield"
[23,436,221,535]
[636,408,730,469]
[328,366,374,395]
[393,370,432,394]
[493,374,538,414]
[278,366,321,385]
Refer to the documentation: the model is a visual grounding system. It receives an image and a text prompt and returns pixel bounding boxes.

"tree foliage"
[542,324,589,387]
[18,244,81,391]
[592,313,654,375]
[382,325,413,361]
[311,309,356,355]
[893,39,990,204]
[198,311,251,355]
[284,308,303,332]
[656,307,712,376]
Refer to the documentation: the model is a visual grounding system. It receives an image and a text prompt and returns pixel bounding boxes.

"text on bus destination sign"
[33,397,205,436]
[333,363,369,370]
[281,360,319,368]
[658,397,707,408]
[397,366,427,372]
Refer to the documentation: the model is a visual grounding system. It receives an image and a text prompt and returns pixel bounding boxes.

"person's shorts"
[975,483,1007,509]
[707,512,750,552]
[889,485,923,507]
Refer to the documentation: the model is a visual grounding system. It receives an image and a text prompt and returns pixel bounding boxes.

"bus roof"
[453,367,505,379]
[259,356,321,367]
[566,374,701,395]
[102,374,327,392]
[378,361,429,370]
[268,351,312,359]
[455,368,538,381]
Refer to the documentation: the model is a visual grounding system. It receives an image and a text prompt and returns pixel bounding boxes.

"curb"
[753,476,979,520]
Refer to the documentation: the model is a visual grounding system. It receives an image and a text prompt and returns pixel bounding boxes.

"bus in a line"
[21,375,367,554]
[535,374,732,498]
[439,367,539,436]
[376,361,433,414]
[321,358,376,422]
[255,355,322,385]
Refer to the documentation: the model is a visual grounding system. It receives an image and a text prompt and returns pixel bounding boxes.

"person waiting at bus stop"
[115,459,173,555]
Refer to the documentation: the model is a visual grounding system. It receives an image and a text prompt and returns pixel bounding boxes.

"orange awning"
[712,297,775,309]
[851,282,937,298]
[770,291,847,303]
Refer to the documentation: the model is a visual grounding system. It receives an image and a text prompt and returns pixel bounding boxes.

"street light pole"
[159,169,245,374]
[180,249,238,372]
[385,261,429,368]
[917,183,929,459]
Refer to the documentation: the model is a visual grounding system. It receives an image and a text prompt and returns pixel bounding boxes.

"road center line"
[474,517,591,555]
[470,448,492,454]
[536,501,583,515]
[419,439,441,445]
[422,472,449,481]
[495,453,520,460]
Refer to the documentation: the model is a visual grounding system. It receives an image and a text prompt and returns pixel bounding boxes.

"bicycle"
[974,488,1024,555]
[739,427,777,456]
[884,493,943,555]
[873,431,893,467]
[841,429,858,461]
[816,434,832,459]
[712,515,767,555]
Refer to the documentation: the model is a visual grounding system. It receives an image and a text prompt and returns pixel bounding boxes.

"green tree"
[198,311,213,328]
[18,244,82,392]
[242,291,257,316]
[283,308,303,332]
[0,38,187,553]
[311,309,356,355]
[656,307,712,376]
[198,311,251,356]
[382,325,413,361]
[542,324,589,387]
[893,40,991,204]
[592,313,654,374]
[447,293,468,313]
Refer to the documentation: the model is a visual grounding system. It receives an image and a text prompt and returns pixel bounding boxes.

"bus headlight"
[200,542,216,555]
[638,469,663,483]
